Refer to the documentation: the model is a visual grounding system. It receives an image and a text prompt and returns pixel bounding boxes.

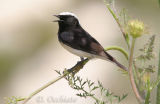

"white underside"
[60,42,107,60]
[60,42,125,70]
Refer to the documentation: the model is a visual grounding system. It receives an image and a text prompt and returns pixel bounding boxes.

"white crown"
[59,12,78,18]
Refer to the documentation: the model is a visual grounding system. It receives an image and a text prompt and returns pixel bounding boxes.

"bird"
[54,12,127,71]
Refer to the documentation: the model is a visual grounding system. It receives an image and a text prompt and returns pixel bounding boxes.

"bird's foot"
[80,57,85,61]
[76,57,85,64]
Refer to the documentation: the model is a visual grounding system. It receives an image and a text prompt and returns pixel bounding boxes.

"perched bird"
[54,12,127,71]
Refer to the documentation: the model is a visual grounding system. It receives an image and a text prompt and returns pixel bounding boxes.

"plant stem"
[105,46,128,60]
[22,74,67,104]
[128,38,144,103]
[103,0,130,49]
[81,88,100,103]
[106,4,126,38]
[145,77,151,104]
[156,47,160,104]
[17,98,26,101]
[145,90,150,104]
[22,59,89,104]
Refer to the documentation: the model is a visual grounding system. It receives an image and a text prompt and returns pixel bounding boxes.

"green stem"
[105,46,128,60]
[17,98,26,101]
[133,61,145,98]
[128,38,144,103]
[22,73,68,104]
[145,91,150,104]
[145,77,151,104]
[156,47,160,104]
[81,88,100,103]
[103,0,130,49]
[22,59,89,104]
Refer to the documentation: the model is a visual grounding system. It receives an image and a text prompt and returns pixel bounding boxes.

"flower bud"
[126,20,145,38]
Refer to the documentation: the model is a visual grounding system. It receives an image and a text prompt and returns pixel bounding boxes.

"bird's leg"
[80,57,84,61]
[69,57,85,76]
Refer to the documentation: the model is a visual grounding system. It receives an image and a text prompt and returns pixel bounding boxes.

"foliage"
[133,35,160,103]
[56,70,127,104]
[134,35,156,88]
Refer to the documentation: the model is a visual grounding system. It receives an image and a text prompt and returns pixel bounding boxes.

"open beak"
[53,15,60,22]
[54,15,60,18]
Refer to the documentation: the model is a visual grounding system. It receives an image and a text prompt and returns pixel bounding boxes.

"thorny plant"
[5,0,160,104]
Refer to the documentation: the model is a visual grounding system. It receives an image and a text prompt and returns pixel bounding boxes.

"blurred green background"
[0,0,159,104]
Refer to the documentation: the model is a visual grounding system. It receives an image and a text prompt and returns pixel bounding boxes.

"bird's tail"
[112,58,128,71]
[104,51,128,71]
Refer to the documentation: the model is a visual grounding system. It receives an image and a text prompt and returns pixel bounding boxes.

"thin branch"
[145,77,151,104]
[81,88,100,102]
[106,4,126,38]
[22,74,66,104]
[22,59,89,104]
[128,38,144,103]
[103,0,130,49]
[105,46,128,60]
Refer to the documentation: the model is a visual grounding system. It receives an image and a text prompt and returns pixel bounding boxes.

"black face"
[55,15,80,28]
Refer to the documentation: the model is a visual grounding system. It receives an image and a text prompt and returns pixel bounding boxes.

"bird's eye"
[74,20,77,25]
[67,17,74,22]
[67,17,77,25]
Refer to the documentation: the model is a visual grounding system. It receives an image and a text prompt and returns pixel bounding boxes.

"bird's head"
[54,12,80,28]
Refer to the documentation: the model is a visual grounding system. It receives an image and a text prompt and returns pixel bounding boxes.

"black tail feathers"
[104,51,128,71]
[112,59,128,71]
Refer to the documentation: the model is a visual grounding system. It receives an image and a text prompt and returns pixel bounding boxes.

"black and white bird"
[54,12,127,71]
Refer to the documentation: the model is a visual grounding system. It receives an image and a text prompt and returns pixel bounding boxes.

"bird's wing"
[59,29,107,57]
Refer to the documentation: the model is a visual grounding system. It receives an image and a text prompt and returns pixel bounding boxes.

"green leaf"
[152,77,160,90]
[55,70,61,75]
[89,82,94,88]
[120,94,128,102]
[91,86,99,91]
[82,81,86,87]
